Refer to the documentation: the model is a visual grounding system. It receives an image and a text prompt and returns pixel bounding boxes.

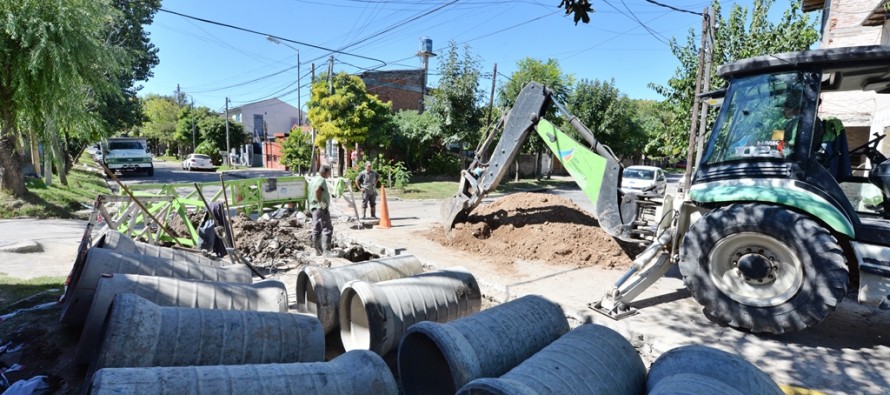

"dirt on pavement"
[426,192,640,269]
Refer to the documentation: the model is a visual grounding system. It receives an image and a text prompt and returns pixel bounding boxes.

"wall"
[359,70,425,112]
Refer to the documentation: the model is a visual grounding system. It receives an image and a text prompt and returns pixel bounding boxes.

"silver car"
[182,154,215,172]
[621,165,667,196]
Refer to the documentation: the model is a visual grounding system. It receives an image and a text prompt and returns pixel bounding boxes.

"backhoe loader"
[441,45,890,334]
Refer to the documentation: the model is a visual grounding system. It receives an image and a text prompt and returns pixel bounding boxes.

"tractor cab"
[692,46,890,229]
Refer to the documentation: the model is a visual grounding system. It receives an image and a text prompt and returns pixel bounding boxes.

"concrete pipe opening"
[399,330,459,395]
[295,270,320,317]
[339,286,373,351]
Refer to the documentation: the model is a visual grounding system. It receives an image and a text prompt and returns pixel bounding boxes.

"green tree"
[426,42,483,149]
[280,127,314,174]
[0,0,128,196]
[199,115,245,157]
[567,79,644,159]
[307,71,392,173]
[499,57,573,178]
[389,109,442,172]
[141,95,179,151]
[648,0,819,161]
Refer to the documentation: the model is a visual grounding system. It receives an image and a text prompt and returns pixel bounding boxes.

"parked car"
[621,165,667,196]
[182,154,215,172]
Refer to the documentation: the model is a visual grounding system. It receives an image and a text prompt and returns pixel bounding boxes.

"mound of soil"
[428,192,637,269]
[231,214,311,266]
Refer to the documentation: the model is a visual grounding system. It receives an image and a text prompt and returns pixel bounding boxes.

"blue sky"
[141,0,796,113]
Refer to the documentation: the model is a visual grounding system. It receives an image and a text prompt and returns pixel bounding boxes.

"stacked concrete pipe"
[88,294,324,378]
[75,274,289,364]
[646,345,783,395]
[339,267,481,355]
[398,294,569,395]
[457,324,647,395]
[96,230,227,266]
[295,255,424,333]
[60,247,252,325]
[88,350,397,395]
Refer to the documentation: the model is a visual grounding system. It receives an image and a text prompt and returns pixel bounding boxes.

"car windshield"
[624,168,655,180]
[109,141,144,150]
[701,71,808,164]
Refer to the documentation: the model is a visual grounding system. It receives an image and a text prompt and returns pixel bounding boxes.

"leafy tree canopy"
[567,79,644,158]
[280,127,314,174]
[306,72,392,148]
[426,41,483,147]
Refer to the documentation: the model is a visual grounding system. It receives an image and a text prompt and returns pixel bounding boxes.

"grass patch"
[0,156,110,219]
[388,177,577,200]
[0,274,65,314]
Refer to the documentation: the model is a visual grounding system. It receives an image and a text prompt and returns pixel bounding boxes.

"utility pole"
[310,63,316,174]
[681,7,710,193]
[486,63,498,127]
[297,49,302,126]
[694,7,716,170]
[225,97,231,165]
[191,119,196,151]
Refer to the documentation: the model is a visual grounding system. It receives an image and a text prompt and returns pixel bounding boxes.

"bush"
[195,141,222,164]
[422,151,461,175]
[348,154,412,191]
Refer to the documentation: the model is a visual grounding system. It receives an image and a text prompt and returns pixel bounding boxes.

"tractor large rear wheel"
[679,203,848,334]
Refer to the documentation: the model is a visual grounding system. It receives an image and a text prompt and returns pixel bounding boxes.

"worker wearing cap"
[308,164,333,255]
[355,161,380,219]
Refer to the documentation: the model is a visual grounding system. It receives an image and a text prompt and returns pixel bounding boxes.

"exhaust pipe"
[88,294,323,378]
[295,255,424,333]
[60,247,252,326]
[398,295,569,395]
[88,350,397,395]
[75,274,288,364]
[457,324,646,395]
[96,230,227,266]
[340,267,480,355]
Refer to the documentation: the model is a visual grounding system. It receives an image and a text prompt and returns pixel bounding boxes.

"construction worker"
[355,161,380,219]
[309,164,333,255]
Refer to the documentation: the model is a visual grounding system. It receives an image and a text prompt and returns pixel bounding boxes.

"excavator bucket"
[441,194,469,235]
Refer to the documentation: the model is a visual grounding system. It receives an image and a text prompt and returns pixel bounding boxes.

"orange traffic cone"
[376,184,392,229]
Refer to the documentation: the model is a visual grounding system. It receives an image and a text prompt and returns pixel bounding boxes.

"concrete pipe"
[60,247,251,326]
[88,293,324,375]
[97,230,226,266]
[456,324,646,395]
[340,267,481,355]
[296,255,424,333]
[648,373,745,395]
[646,345,783,395]
[398,294,569,395]
[75,274,288,364]
[88,350,397,395]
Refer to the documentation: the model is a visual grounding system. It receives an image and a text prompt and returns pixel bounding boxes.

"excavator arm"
[440,81,640,242]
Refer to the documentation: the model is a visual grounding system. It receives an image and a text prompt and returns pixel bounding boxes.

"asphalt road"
[104,159,293,195]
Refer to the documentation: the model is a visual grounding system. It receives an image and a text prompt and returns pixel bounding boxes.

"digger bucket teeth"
[441,194,470,236]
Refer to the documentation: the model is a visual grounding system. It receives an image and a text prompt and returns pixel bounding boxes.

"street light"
[266,36,301,127]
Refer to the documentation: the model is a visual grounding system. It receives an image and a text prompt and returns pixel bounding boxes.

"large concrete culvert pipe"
[96,230,227,266]
[646,345,783,395]
[397,294,569,395]
[88,350,398,395]
[339,267,481,355]
[60,247,252,326]
[88,294,324,376]
[456,324,647,395]
[75,274,289,364]
[295,255,424,333]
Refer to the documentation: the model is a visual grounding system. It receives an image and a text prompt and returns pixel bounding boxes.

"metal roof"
[717,45,890,93]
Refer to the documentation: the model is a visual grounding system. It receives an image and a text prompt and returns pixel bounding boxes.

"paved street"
[1,169,888,394]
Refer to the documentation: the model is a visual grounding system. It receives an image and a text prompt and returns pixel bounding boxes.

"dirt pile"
[231,213,312,267]
[428,193,637,269]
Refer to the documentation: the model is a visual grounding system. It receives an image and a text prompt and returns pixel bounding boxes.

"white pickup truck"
[102,137,153,176]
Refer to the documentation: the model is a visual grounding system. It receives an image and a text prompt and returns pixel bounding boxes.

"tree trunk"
[43,136,53,187]
[0,133,25,196]
[51,131,67,186]
[30,130,41,177]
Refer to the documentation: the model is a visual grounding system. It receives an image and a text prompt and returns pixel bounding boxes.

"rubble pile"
[231,213,312,267]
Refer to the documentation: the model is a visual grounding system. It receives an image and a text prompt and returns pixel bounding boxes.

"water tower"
[417,37,436,99]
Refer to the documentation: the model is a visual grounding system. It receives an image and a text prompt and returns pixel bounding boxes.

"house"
[227,98,303,167]
[804,0,890,162]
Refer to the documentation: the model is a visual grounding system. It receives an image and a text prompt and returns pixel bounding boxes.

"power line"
[157,7,387,68]
[643,0,702,16]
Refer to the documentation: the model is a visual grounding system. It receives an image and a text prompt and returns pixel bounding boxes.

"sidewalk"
[0,219,90,280]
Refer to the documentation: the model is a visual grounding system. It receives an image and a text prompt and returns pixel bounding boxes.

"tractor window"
[702,72,806,165]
